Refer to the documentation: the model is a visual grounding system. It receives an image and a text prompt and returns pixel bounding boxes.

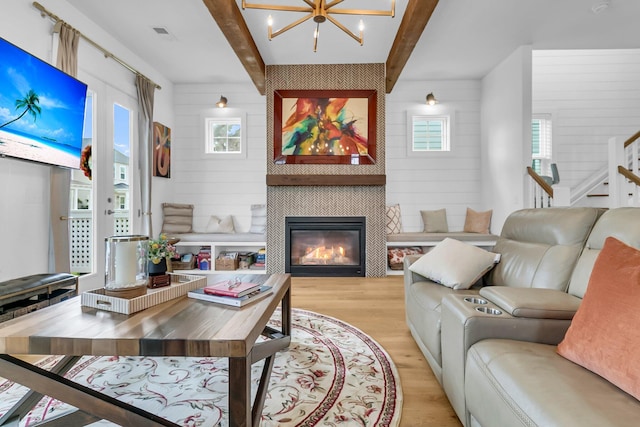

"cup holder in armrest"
[475,306,503,315]
[464,297,488,305]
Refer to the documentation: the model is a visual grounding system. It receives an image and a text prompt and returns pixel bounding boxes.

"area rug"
[0,308,402,426]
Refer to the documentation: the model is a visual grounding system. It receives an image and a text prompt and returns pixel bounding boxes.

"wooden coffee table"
[0,273,291,427]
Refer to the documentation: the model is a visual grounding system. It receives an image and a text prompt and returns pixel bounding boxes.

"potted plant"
[147,234,176,276]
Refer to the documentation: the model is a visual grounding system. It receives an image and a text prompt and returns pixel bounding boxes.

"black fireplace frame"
[285,216,366,277]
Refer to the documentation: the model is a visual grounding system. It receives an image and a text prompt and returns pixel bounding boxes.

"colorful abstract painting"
[273,90,377,165]
[281,97,368,156]
[153,122,170,178]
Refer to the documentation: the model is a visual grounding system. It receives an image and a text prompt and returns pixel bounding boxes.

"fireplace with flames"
[285,216,366,276]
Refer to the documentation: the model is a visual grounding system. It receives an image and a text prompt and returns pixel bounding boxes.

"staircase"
[585,180,637,207]
[528,131,640,208]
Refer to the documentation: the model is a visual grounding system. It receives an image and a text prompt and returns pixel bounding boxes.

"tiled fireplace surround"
[266,64,387,277]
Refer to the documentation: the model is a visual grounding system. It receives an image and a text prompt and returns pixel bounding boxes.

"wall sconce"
[426,92,437,106]
[216,95,228,108]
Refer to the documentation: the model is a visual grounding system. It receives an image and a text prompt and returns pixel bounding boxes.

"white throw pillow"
[409,238,501,290]
[205,215,235,233]
[249,204,267,234]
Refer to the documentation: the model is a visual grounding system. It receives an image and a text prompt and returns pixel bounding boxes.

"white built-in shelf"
[172,240,267,277]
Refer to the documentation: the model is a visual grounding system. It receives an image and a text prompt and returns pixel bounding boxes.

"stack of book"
[187,279,272,307]
[250,248,266,270]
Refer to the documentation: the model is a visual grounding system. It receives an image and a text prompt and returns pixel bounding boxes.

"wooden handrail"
[618,165,640,187]
[623,130,640,148]
[527,166,554,198]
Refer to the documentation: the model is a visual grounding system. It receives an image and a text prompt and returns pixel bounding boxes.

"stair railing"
[609,131,640,207]
[527,166,554,208]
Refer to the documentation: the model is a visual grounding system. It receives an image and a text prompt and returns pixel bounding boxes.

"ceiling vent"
[153,27,170,35]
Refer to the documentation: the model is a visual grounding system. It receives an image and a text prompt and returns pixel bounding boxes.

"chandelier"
[241,0,396,52]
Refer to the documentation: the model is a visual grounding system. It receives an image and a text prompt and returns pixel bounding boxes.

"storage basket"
[215,252,239,270]
[170,257,196,270]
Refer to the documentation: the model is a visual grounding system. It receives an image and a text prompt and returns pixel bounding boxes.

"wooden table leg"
[0,355,176,427]
[252,355,275,426]
[228,355,252,427]
[281,285,291,336]
[0,355,80,426]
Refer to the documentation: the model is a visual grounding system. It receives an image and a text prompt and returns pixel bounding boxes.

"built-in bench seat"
[386,232,499,273]
[170,232,266,243]
[386,232,498,246]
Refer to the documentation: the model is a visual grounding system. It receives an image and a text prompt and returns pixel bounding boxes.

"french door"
[71,74,140,292]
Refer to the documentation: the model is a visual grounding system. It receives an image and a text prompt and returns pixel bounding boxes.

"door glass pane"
[69,91,94,275]
[113,103,131,236]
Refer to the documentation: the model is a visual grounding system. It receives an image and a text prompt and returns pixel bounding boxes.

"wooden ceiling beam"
[202,0,266,95]
[385,0,439,93]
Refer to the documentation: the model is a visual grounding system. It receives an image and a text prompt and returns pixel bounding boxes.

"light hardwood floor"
[290,276,462,427]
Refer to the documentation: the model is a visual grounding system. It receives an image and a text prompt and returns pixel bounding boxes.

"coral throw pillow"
[463,207,492,234]
[557,236,640,400]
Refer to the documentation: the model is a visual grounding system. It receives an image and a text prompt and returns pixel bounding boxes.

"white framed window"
[407,109,455,156]
[412,116,449,151]
[532,114,552,175]
[204,112,247,159]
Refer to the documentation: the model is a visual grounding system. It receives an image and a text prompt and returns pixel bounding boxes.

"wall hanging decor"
[153,121,171,178]
[273,89,376,165]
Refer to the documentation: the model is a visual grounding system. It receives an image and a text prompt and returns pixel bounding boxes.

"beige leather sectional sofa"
[404,207,640,427]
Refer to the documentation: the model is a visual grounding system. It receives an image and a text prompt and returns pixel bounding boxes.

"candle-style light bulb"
[359,19,364,45]
[313,22,319,52]
[267,15,273,40]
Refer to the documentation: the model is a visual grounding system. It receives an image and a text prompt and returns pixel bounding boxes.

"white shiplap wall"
[481,46,532,232]
[172,79,485,236]
[532,49,640,191]
[169,84,267,234]
[385,80,485,233]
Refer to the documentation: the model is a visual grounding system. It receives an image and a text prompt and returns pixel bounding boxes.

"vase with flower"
[148,234,176,276]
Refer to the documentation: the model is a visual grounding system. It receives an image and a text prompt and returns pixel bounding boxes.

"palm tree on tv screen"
[0,89,42,129]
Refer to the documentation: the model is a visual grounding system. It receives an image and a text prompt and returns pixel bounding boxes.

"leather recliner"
[403,207,603,385]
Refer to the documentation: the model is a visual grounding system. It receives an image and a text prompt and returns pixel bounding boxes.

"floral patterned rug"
[0,308,402,426]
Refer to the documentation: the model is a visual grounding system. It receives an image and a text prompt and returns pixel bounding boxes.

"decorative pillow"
[409,238,501,289]
[249,204,267,234]
[557,237,640,400]
[420,209,449,233]
[205,215,235,233]
[463,208,493,234]
[386,204,403,234]
[161,203,193,234]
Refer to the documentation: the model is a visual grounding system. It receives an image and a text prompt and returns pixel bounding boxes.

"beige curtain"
[136,75,155,238]
[49,23,80,273]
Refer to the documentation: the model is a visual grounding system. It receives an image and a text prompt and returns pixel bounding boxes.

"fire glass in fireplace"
[285,216,365,277]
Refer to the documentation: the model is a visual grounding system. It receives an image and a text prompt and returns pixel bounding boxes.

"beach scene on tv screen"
[0,38,87,169]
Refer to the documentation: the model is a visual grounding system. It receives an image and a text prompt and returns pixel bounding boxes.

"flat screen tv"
[0,36,88,169]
